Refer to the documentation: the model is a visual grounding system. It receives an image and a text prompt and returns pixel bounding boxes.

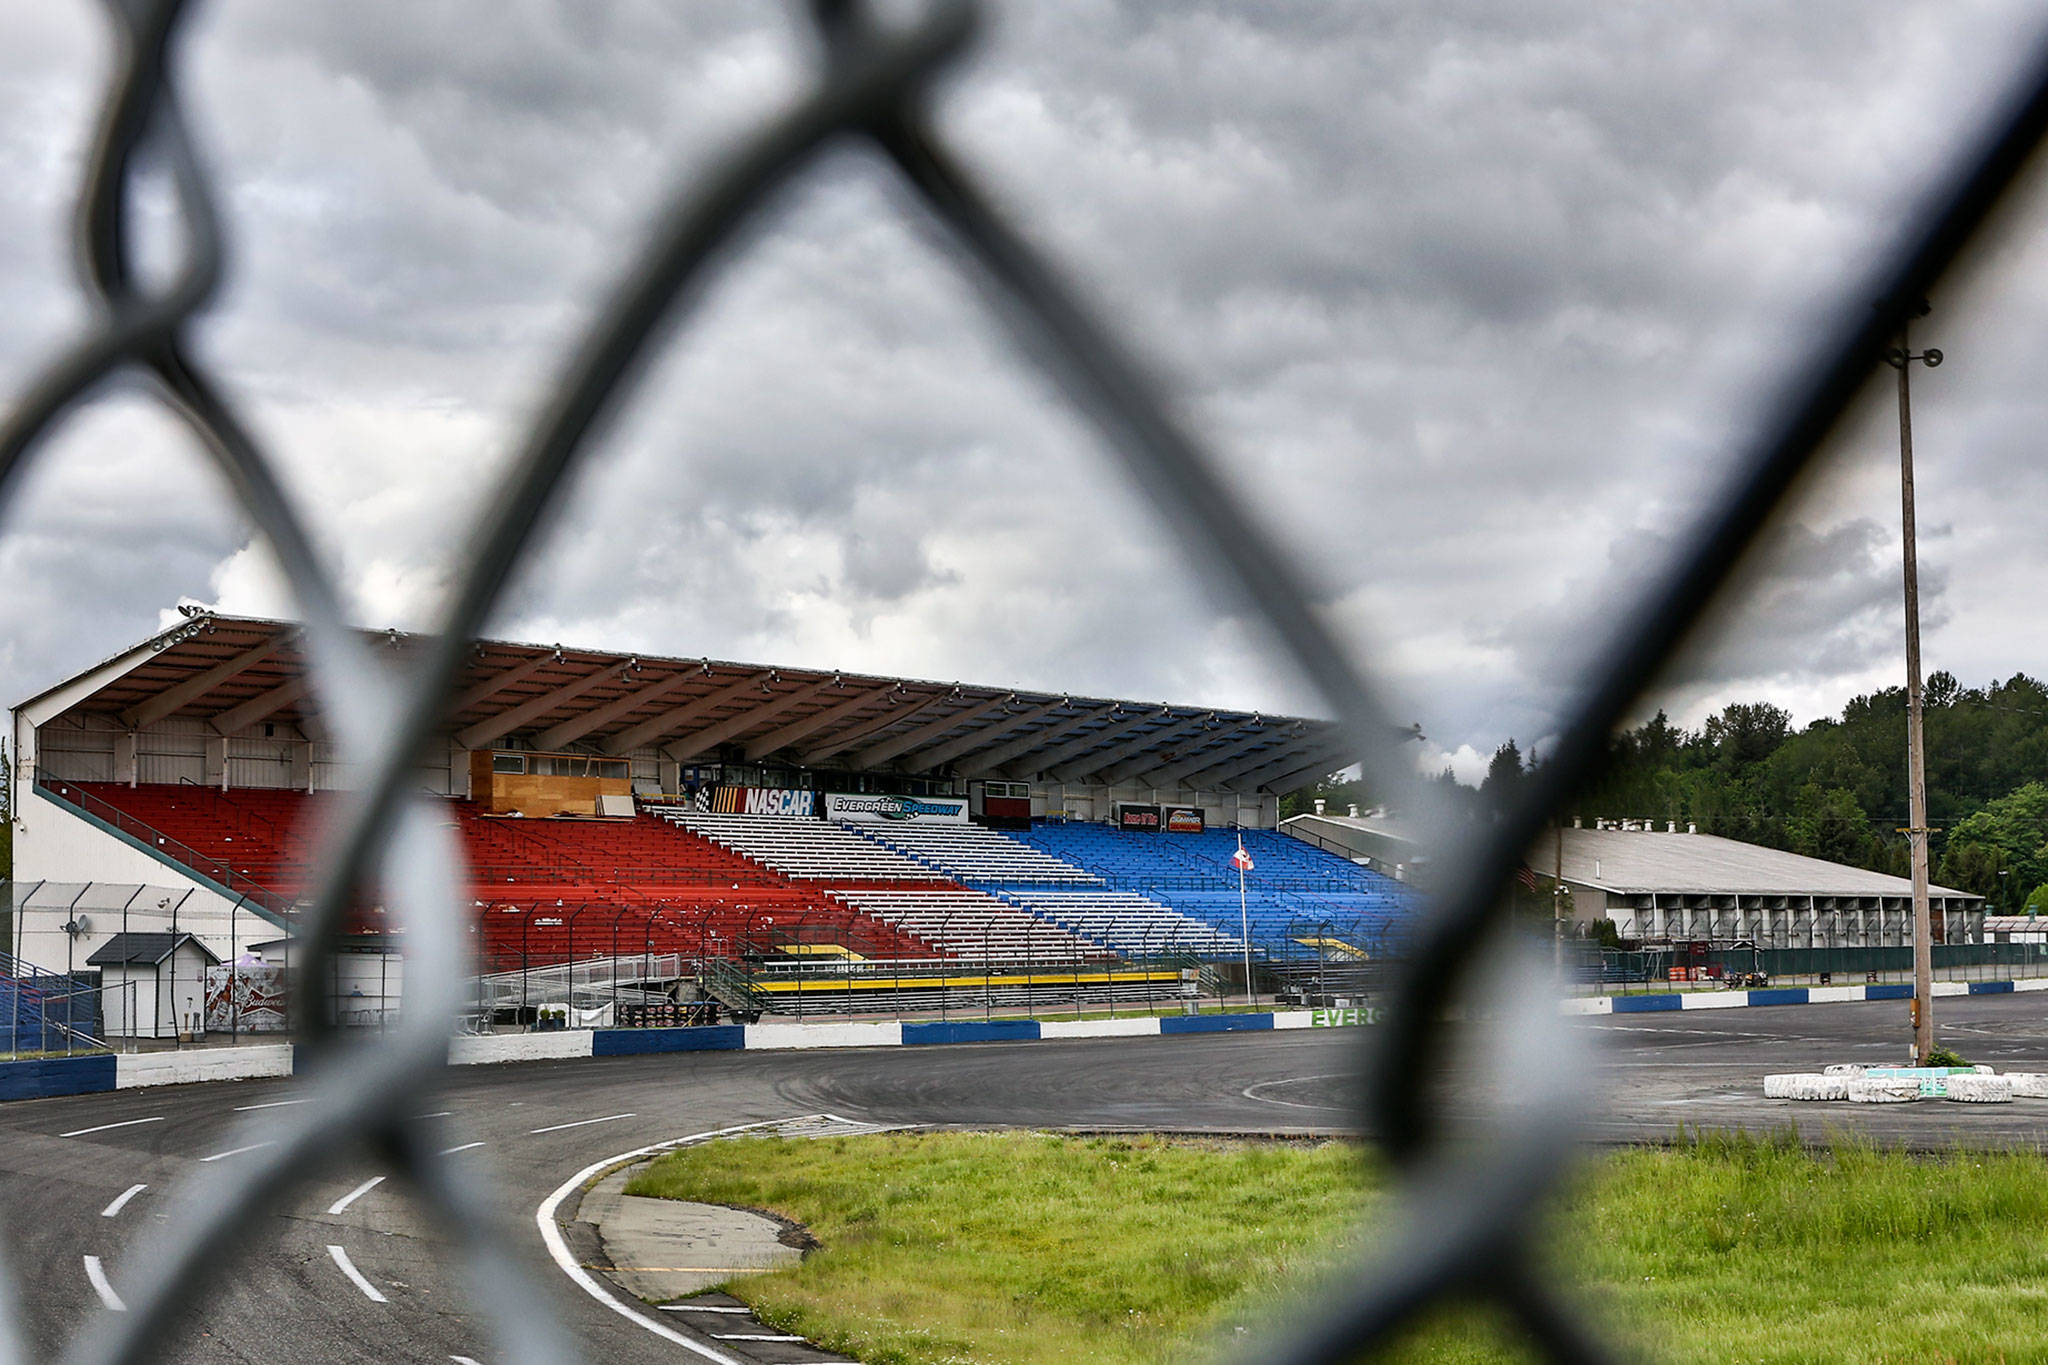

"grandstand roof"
[1551,826,1976,900]
[1298,813,1976,901]
[16,613,1366,794]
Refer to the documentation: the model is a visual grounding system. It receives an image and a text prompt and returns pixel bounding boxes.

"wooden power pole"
[1888,304,1942,1064]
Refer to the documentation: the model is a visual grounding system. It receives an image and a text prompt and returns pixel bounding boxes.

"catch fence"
[9,2,2048,1362]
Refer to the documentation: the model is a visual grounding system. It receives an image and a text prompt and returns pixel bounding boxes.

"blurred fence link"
[8,1,2048,1362]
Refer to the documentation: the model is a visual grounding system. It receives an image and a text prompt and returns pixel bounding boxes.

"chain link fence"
[8,1,2048,1362]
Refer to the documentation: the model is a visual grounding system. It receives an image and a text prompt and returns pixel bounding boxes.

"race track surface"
[4,993,2043,1362]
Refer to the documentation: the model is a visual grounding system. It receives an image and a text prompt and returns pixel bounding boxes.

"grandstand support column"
[1888,306,1942,1064]
[114,731,137,786]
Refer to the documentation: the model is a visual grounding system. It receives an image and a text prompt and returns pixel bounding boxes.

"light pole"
[1887,301,1942,1064]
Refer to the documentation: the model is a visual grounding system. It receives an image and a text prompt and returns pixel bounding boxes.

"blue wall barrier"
[593,1025,746,1055]
[902,1020,1042,1046]
[0,1054,118,1101]
[1160,1012,1275,1034]
[1612,994,1684,1013]
[1746,988,1809,1007]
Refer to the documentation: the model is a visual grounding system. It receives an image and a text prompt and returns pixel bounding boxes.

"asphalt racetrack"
[4,993,2044,1363]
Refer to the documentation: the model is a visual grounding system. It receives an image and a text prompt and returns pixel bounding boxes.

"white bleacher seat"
[840,820,1099,884]
[827,887,1105,963]
[1000,888,1243,958]
[650,810,935,881]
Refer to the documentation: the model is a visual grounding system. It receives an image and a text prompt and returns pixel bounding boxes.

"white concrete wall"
[1036,1017,1158,1038]
[744,1021,902,1050]
[447,1031,594,1064]
[116,1044,294,1088]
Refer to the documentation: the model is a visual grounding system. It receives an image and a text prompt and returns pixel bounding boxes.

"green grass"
[626,1129,2048,1365]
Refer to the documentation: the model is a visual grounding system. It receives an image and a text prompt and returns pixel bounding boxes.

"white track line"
[327,1245,387,1303]
[232,1099,307,1112]
[60,1116,162,1138]
[537,1118,816,1365]
[450,1357,481,1364]
[415,1111,453,1119]
[83,1256,125,1312]
[1239,1074,1350,1112]
[713,1334,805,1342]
[528,1113,634,1135]
[101,1184,148,1219]
[659,1305,750,1313]
[200,1141,276,1163]
[327,1176,384,1216]
[439,1141,487,1155]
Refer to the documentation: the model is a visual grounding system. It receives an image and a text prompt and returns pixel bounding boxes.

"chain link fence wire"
[5,0,2048,1361]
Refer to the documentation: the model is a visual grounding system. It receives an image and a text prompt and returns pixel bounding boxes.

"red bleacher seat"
[63,783,942,968]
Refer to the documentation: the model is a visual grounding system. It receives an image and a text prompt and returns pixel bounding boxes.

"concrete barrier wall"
[0,1054,117,1101]
[449,1031,595,1065]
[116,1045,293,1089]
[11,971,2048,1105]
[1038,1017,1167,1039]
[745,1022,903,1050]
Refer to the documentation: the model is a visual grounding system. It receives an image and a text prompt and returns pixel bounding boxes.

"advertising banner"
[205,963,289,1033]
[1117,803,1163,833]
[825,792,970,824]
[703,786,816,817]
[1162,806,1205,834]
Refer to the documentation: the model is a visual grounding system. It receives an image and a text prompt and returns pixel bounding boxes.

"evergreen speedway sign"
[826,792,970,823]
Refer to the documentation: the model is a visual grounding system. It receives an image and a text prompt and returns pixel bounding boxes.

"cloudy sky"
[3,2,2047,782]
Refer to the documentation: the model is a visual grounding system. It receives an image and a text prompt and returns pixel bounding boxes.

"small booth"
[90,932,221,1041]
[470,748,633,818]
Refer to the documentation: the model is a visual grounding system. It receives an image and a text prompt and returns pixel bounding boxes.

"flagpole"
[1238,834,1254,1008]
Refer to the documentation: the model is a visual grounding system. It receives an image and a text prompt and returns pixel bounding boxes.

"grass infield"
[626,1129,2048,1364]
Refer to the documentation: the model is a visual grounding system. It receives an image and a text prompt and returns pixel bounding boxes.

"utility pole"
[1887,301,1942,1064]
[1552,819,1565,973]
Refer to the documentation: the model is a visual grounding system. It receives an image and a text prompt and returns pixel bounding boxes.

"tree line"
[1286,672,2048,914]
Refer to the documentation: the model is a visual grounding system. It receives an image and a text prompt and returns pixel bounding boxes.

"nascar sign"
[825,792,969,824]
[700,785,816,817]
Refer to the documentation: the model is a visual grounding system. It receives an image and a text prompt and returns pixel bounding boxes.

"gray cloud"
[2,1,2046,770]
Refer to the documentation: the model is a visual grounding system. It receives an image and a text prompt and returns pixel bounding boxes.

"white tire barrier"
[1822,1064,1867,1077]
[2007,1073,2048,1098]
[1973,1064,1997,1074]
[1846,1078,1921,1104]
[1946,1074,2014,1103]
[1764,1074,1848,1101]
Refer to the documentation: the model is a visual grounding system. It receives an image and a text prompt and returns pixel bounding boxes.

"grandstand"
[9,612,1412,1018]
[655,809,937,881]
[842,818,1100,885]
[1021,823,1412,959]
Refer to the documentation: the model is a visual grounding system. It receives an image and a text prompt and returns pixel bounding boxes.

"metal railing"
[7,1,2048,1362]
[39,781,298,918]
